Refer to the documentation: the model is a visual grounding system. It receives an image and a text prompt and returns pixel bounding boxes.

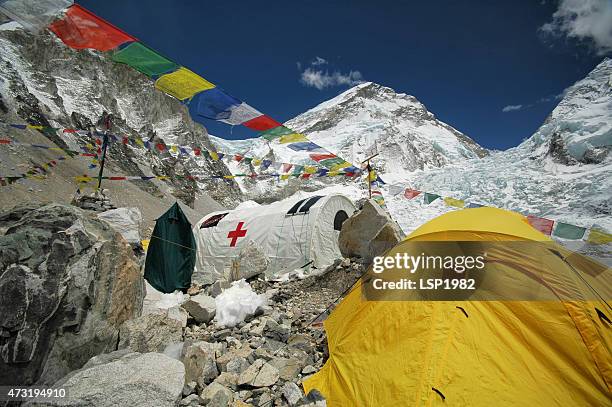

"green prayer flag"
[424,192,441,204]
[260,126,295,141]
[553,222,586,240]
[112,42,179,77]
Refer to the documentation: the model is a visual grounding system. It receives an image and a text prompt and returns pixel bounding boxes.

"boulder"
[217,347,254,372]
[96,207,142,244]
[167,306,189,327]
[338,199,402,265]
[237,359,279,388]
[0,203,144,386]
[270,357,304,381]
[236,240,270,280]
[179,394,202,406]
[200,382,234,406]
[182,293,216,323]
[26,351,184,406]
[282,382,303,406]
[118,313,183,353]
[263,318,291,343]
[182,341,222,388]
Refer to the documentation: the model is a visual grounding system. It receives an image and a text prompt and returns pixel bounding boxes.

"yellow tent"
[303,207,611,406]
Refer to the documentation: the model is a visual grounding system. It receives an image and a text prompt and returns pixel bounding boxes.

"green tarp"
[144,202,195,293]
[112,42,179,77]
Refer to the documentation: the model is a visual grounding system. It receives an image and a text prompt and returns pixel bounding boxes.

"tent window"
[200,213,228,228]
[334,210,349,231]
[287,198,308,215]
[298,196,323,214]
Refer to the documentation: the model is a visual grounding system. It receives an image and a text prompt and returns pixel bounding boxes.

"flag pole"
[361,153,379,199]
[96,114,112,191]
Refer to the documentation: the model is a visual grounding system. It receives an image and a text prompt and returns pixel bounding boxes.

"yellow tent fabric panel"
[155,67,215,100]
[303,207,611,406]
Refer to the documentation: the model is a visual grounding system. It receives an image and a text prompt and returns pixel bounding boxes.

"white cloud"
[540,0,612,55]
[502,104,524,112]
[312,56,328,66]
[300,68,364,90]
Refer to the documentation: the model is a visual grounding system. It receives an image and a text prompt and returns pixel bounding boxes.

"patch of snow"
[215,279,266,328]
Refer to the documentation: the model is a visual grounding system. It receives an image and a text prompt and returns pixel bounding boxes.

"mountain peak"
[284,83,488,176]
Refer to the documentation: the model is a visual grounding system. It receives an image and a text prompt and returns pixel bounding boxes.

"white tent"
[192,194,356,284]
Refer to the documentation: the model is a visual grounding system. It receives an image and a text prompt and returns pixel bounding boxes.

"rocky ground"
[1,197,401,407]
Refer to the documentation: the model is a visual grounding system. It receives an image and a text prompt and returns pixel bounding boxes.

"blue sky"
[77,0,610,150]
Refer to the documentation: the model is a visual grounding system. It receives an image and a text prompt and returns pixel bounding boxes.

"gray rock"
[27,351,184,406]
[282,382,303,406]
[216,346,254,372]
[182,293,216,323]
[226,357,250,374]
[179,393,202,406]
[182,341,221,388]
[167,306,189,327]
[302,365,317,375]
[237,240,270,279]
[270,357,305,381]
[338,199,402,265]
[237,359,280,388]
[118,313,183,353]
[200,382,233,406]
[264,318,291,343]
[0,203,144,385]
[208,279,230,298]
[182,381,197,396]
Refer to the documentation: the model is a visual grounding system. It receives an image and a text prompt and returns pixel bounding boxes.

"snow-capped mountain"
[384,59,611,249]
[523,57,611,164]
[212,82,487,174]
[217,59,610,258]
[0,17,242,225]
[210,82,488,200]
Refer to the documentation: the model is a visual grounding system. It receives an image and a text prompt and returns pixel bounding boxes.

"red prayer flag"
[242,115,282,131]
[309,153,336,162]
[302,173,312,179]
[122,137,129,145]
[0,139,10,144]
[404,188,422,200]
[63,129,77,133]
[527,215,554,235]
[194,148,201,156]
[49,4,136,52]
[234,154,243,162]
[155,143,165,152]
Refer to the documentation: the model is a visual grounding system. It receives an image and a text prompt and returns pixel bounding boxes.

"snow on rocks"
[214,279,267,328]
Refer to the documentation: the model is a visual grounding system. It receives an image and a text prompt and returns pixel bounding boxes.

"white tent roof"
[192,194,356,284]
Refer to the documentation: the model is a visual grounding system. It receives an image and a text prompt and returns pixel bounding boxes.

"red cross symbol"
[227,222,247,247]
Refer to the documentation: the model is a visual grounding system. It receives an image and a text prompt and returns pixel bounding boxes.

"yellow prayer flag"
[209,150,219,161]
[279,133,308,144]
[136,138,145,147]
[304,166,317,174]
[155,67,215,100]
[280,174,290,180]
[587,228,612,244]
[444,197,465,208]
[252,159,262,166]
[75,176,94,183]
[171,145,178,153]
[27,125,44,130]
[330,161,352,172]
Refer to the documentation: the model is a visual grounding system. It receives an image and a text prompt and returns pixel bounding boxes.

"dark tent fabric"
[144,202,196,293]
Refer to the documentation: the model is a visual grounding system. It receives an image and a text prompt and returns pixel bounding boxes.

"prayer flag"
[155,67,215,101]
[553,222,586,240]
